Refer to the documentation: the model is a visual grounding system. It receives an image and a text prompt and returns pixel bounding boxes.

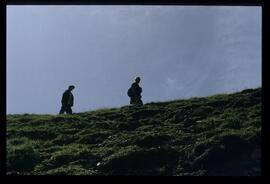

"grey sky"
[7,6,261,114]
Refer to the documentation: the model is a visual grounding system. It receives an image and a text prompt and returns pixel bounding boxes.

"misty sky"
[7,5,261,114]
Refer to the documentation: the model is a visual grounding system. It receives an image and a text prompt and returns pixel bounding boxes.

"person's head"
[134,76,141,83]
[68,85,75,91]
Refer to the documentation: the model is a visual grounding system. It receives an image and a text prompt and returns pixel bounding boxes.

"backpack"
[127,87,133,97]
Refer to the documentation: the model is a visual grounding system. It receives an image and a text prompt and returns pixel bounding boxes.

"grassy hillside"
[6,88,261,175]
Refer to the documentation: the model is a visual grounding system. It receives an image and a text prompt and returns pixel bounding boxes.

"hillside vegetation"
[7,88,261,175]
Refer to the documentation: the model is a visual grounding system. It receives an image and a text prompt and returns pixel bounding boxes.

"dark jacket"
[61,90,74,106]
[131,82,142,99]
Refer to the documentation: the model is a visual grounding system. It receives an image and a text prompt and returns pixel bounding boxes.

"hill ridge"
[7,87,261,175]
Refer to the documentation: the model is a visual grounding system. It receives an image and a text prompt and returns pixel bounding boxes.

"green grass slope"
[7,88,261,175]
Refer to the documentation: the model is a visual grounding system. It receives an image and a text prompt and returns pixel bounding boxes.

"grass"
[6,87,261,175]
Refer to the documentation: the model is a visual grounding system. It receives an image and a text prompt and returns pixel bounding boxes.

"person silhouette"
[128,76,143,106]
[59,85,75,114]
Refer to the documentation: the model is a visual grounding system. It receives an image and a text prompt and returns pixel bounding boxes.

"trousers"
[130,98,143,105]
[59,105,73,114]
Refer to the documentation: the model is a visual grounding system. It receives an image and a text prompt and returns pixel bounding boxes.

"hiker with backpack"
[127,76,143,106]
[59,85,75,114]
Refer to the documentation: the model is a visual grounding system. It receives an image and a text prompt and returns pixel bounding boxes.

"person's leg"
[66,106,73,114]
[130,98,134,105]
[59,106,66,114]
[138,99,143,105]
[134,98,143,106]
[70,107,73,114]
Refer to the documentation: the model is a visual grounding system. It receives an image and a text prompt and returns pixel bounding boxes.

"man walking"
[127,76,143,106]
[59,85,75,114]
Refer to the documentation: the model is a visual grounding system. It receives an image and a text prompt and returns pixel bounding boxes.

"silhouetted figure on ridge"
[59,85,75,114]
[127,76,143,106]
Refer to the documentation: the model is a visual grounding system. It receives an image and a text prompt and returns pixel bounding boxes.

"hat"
[134,76,141,82]
[68,85,75,89]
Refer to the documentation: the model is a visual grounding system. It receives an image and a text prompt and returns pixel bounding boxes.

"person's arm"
[70,93,74,106]
[131,84,138,99]
[62,91,69,105]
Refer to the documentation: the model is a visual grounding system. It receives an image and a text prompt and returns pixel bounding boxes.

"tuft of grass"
[7,139,41,172]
